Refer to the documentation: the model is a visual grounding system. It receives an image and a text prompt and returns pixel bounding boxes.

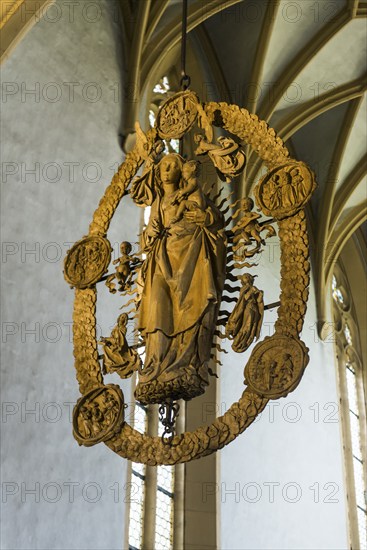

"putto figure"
[105,241,140,294]
[131,153,227,404]
[232,198,275,261]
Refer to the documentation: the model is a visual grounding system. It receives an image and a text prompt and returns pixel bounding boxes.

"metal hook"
[159,400,180,445]
[180,74,191,90]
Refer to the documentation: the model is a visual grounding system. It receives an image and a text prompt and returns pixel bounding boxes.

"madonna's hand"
[184,208,208,226]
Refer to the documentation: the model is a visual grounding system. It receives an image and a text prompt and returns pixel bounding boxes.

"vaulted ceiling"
[121,0,367,334]
[2,0,366,332]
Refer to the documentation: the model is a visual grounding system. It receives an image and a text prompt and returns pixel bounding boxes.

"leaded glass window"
[332,272,367,549]
[128,403,147,550]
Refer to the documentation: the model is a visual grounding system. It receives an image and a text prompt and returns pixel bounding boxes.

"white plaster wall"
[1,2,139,548]
[218,236,349,549]
[1,3,351,550]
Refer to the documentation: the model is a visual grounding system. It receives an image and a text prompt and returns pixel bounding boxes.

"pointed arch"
[330,154,367,236]
[244,77,366,195]
[325,204,367,285]
[315,97,363,330]
[245,0,281,113]
[256,9,351,122]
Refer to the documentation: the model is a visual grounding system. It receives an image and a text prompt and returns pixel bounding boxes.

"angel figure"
[135,121,164,165]
[225,274,264,353]
[196,102,214,142]
[232,198,275,260]
[99,313,141,378]
[105,241,141,294]
[194,134,246,182]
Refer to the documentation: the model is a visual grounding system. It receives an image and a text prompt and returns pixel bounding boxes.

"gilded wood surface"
[66,97,316,464]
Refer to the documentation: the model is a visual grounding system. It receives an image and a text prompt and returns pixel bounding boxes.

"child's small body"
[171,160,205,224]
[114,242,132,282]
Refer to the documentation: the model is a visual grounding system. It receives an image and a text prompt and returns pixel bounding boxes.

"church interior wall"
[219,243,349,549]
[1,1,364,549]
[1,3,132,548]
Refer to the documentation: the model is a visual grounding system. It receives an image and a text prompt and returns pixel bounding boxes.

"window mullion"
[335,345,360,549]
[142,405,159,550]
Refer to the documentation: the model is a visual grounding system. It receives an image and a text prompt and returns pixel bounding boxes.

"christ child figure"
[170,160,206,224]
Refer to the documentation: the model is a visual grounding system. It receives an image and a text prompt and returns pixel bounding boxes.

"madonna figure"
[131,153,227,404]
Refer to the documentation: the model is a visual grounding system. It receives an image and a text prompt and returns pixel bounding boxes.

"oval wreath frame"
[69,99,314,465]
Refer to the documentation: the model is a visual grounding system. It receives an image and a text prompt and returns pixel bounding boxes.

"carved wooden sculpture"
[64,90,316,464]
[225,274,264,353]
[99,313,141,378]
[105,242,141,294]
[130,153,226,405]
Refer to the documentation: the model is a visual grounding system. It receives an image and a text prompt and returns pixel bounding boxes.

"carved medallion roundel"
[244,335,309,399]
[73,384,125,447]
[255,161,316,220]
[64,236,112,289]
[156,90,199,139]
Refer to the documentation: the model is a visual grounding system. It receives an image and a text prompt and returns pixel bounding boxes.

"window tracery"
[128,403,147,550]
[332,268,367,549]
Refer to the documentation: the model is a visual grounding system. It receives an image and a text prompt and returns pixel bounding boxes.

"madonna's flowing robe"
[134,185,227,403]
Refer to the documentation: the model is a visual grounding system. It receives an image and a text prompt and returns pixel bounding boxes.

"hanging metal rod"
[180,0,190,90]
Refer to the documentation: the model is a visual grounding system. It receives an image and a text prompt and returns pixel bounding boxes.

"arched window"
[332,268,367,549]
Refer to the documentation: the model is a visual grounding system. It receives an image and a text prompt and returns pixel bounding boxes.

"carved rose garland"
[64,91,316,465]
